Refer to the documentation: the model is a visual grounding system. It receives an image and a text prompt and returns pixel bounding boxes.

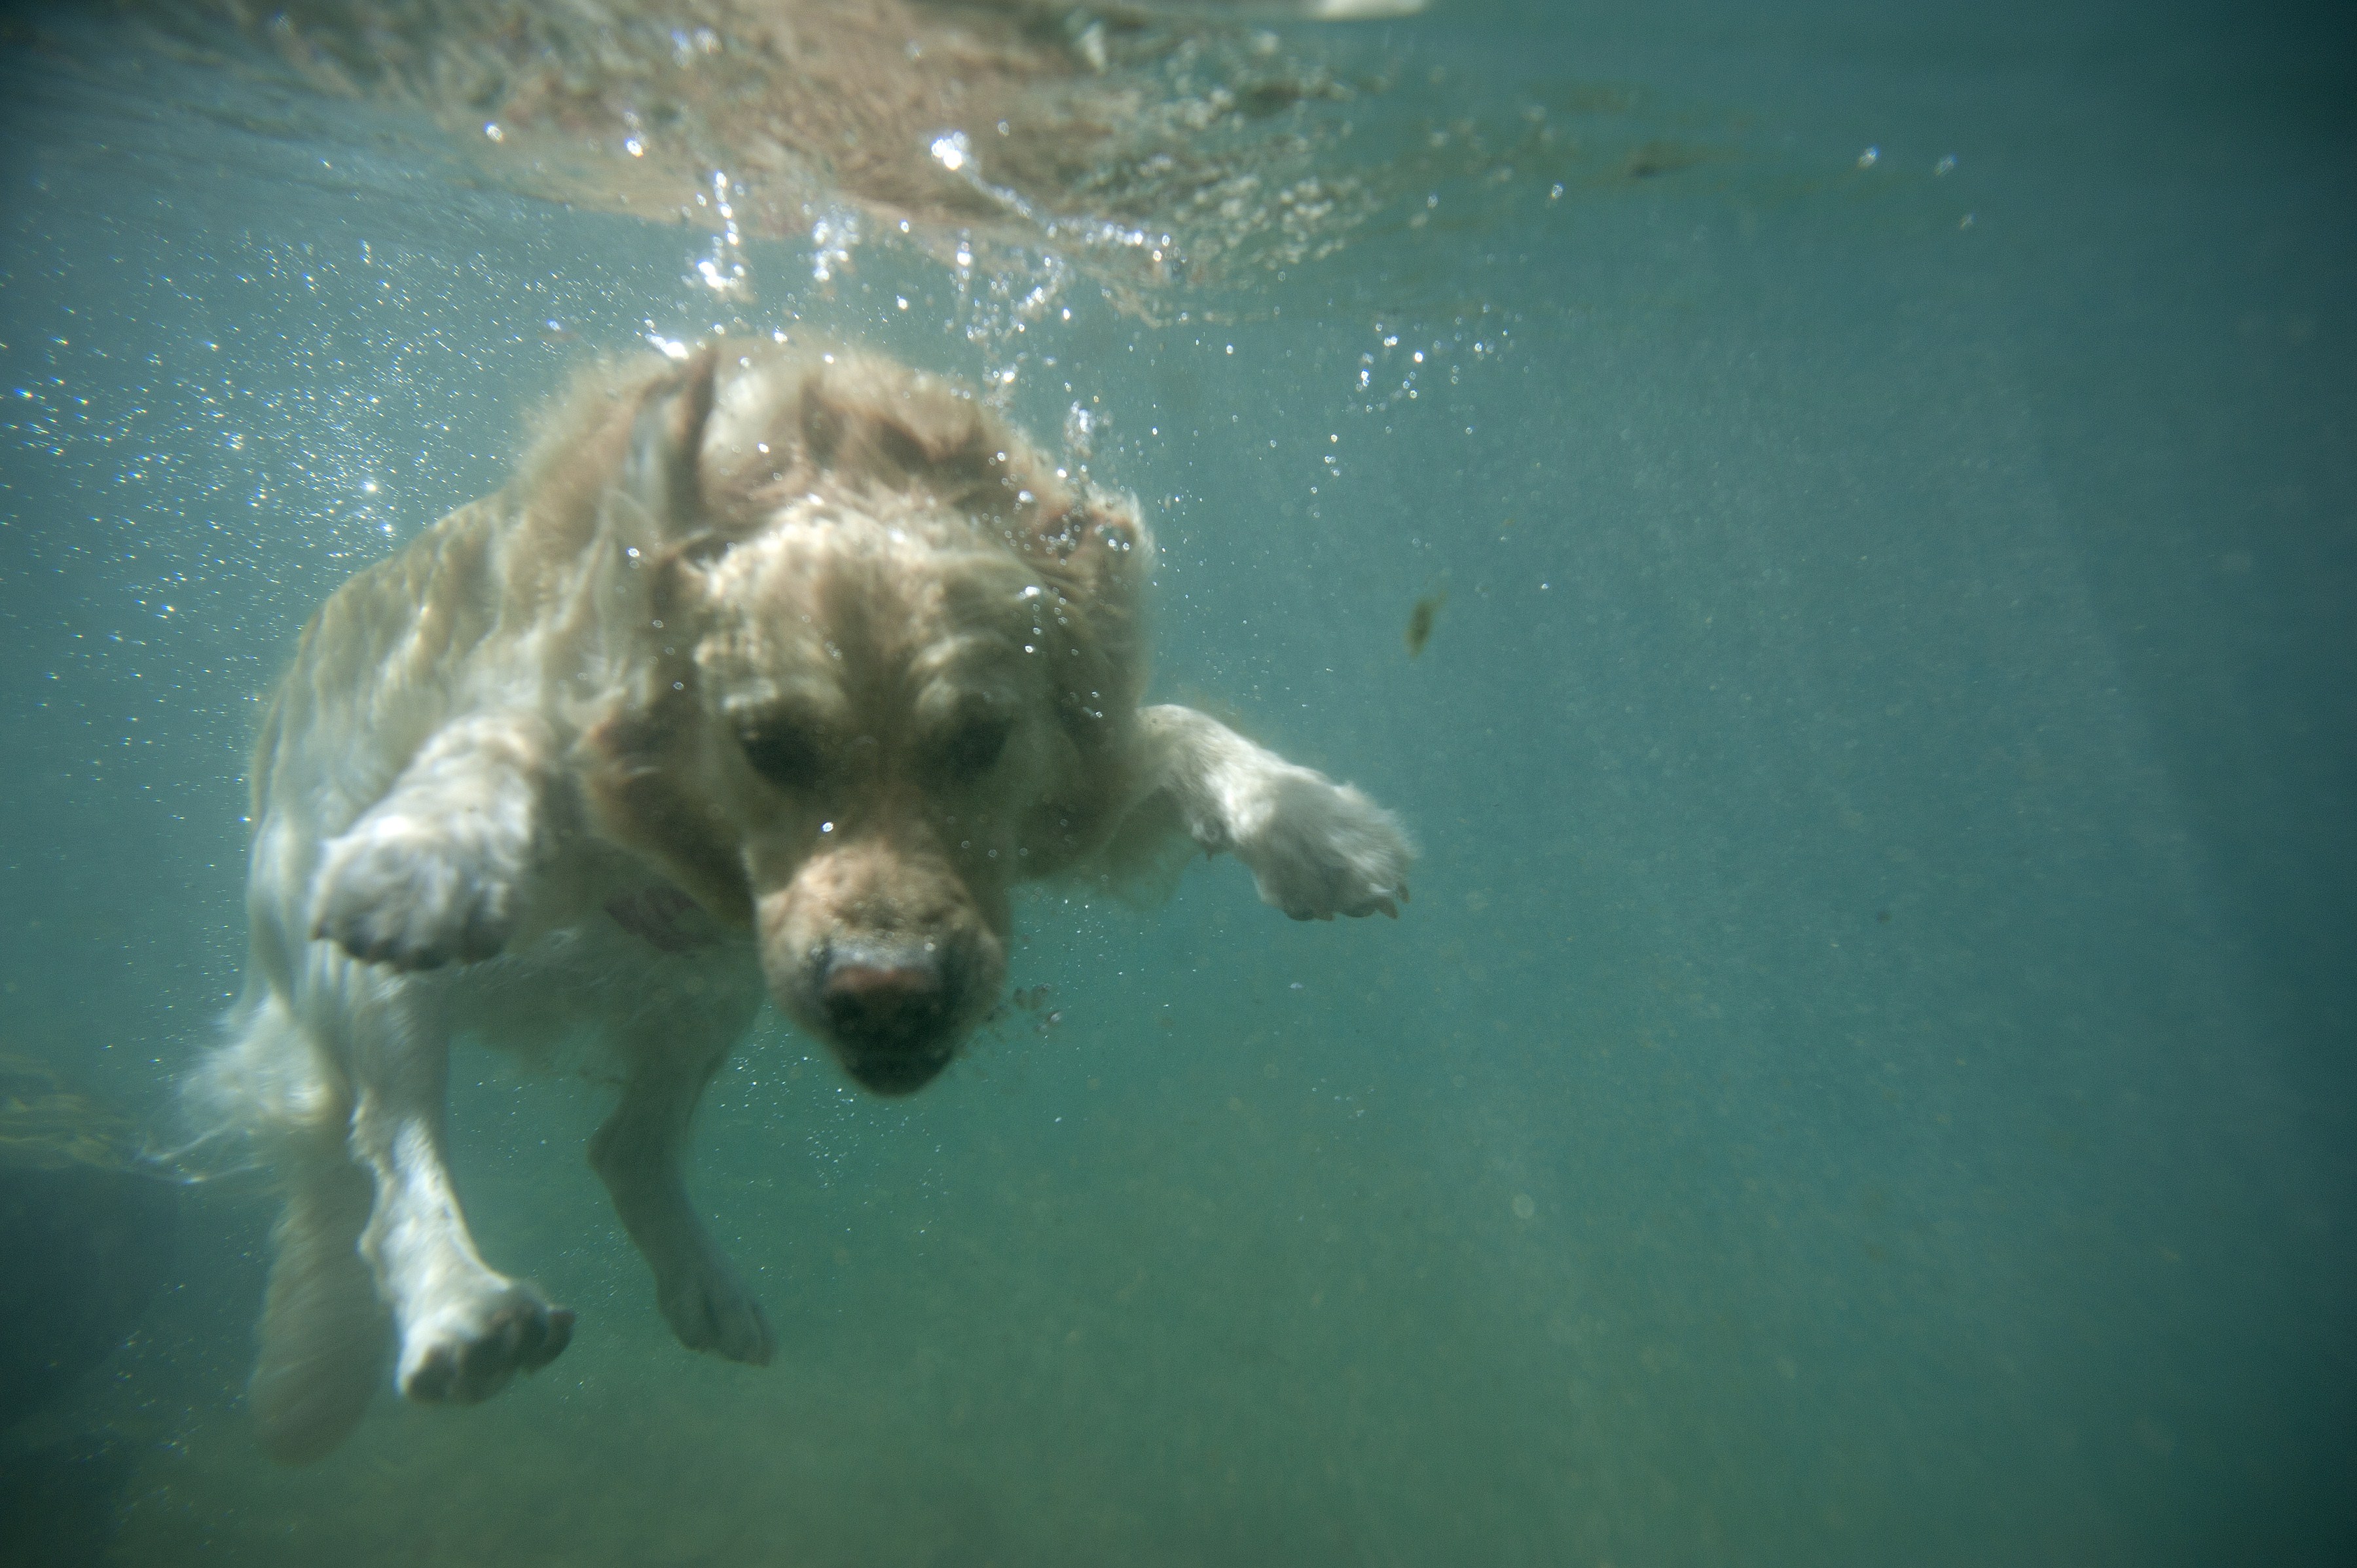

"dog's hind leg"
[337,967,575,1404]
[251,1116,386,1462]
[589,996,773,1366]
[223,991,393,1463]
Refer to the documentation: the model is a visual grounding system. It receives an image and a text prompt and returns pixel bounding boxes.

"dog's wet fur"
[190,342,1412,1461]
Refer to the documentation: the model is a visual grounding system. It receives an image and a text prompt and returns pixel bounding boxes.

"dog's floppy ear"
[623,344,720,535]
[1047,490,1151,602]
[1036,490,1151,725]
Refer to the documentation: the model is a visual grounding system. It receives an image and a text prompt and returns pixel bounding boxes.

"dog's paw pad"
[1241,773,1414,922]
[398,1286,573,1405]
[312,812,519,969]
[659,1250,774,1367]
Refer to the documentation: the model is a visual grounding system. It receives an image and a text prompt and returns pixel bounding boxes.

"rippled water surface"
[3,2,2352,1563]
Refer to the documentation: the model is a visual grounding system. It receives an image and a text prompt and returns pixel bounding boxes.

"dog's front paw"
[396,1277,574,1404]
[1235,770,1414,922]
[656,1243,775,1367]
[312,810,521,969]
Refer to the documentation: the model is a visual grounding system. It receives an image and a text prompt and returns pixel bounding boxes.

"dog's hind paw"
[1235,771,1415,922]
[312,810,522,969]
[657,1245,775,1367]
[396,1279,574,1404]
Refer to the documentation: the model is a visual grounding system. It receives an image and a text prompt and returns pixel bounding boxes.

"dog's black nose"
[820,939,956,1094]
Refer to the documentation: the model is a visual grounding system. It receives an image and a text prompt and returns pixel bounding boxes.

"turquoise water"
[3,2,2352,1562]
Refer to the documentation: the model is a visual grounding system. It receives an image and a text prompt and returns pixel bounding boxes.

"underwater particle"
[1626,141,1705,179]
[1512,1193,1535,1220]
[1857,145,1880,168]
[1404,589,1446,657]
[1875,908,1891,923]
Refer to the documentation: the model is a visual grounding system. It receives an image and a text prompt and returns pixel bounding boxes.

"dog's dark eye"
[943,715,1012,780]
[739,720,823,791]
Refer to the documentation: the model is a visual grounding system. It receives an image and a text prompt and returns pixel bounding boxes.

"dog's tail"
[187,986,391,1463]
[177,985,332,1173]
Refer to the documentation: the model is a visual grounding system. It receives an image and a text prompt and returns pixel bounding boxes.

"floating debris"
[1625,140,1707,179]
[1404,589,1447,657]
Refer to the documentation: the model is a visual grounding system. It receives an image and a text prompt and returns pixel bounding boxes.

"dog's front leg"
[590,1009,774,1368]
[312,712,553,968]
[344,979,574,1403]
[1134,704,1414,920]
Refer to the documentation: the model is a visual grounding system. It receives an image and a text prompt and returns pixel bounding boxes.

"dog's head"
[572,344,1150,1094]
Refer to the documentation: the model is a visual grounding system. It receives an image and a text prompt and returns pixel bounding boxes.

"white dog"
[192,342,1412,1461]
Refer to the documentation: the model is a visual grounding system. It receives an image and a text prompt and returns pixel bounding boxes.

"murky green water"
[3,2,2351,1563]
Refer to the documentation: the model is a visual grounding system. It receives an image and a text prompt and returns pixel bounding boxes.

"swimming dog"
[195,341,1412,1460]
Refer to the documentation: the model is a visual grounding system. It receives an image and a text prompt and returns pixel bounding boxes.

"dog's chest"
[446,894,763,1062]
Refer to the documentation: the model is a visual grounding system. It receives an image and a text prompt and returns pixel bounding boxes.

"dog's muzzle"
[817,936,959,1094]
